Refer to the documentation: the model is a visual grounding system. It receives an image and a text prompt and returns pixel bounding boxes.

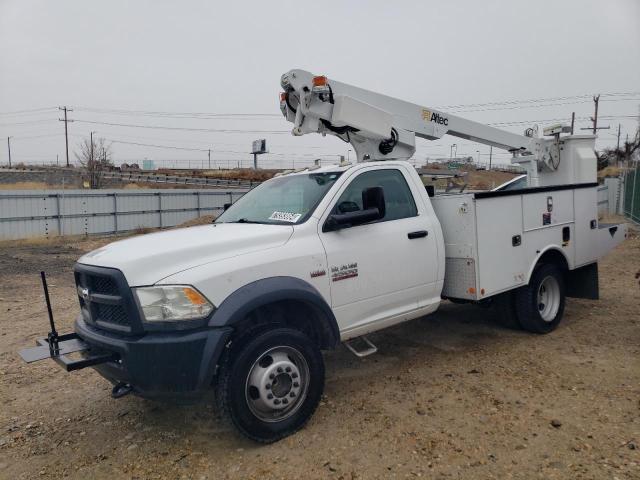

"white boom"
[280,69,598,187]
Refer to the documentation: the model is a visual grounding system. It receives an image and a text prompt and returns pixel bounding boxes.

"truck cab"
[67,161,447,442]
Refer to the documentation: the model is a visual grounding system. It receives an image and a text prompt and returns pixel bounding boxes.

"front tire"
[216,327,324,443]
[515,264,566,333]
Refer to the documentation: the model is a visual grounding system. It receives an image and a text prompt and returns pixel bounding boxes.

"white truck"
[20,70,626,443]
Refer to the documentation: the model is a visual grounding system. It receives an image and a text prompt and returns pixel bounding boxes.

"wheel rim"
[245,346,310,423]
[537,275,560,322]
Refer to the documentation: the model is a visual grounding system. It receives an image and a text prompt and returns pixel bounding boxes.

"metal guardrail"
[0,188,248,240]
[101,170,261,188]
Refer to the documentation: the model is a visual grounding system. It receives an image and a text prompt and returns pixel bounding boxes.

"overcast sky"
[1,0,639,169]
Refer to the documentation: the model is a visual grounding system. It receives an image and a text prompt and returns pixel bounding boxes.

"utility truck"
[20,70,626,443]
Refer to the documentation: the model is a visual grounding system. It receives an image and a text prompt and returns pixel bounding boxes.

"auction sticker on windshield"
[269,211,302,223]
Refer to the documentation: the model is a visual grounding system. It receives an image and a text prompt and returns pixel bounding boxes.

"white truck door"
[318,166,439,335]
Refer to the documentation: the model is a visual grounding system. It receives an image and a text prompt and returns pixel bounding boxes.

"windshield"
[216,172,343,225]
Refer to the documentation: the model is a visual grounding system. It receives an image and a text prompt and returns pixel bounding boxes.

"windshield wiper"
[232,218,262,224]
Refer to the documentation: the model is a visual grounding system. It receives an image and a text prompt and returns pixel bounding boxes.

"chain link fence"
[623,164,640,224]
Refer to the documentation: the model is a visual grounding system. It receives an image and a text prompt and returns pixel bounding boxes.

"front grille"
[74,264,141,335]
[96,303,129,326]
[90,276,118,295]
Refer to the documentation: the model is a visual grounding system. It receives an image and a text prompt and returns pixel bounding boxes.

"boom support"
[280,69,538,164]
[280,69,600,188]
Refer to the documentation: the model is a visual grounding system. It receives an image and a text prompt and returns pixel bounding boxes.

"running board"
[344,336,378,358]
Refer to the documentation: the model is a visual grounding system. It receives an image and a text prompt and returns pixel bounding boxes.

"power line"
[0,118,57,127]
[7,133,63,140]
[435,91,640,110]
[0,107,58,116]
[448,97,640,114]
[73,119,289,134]
[73,106,281,119]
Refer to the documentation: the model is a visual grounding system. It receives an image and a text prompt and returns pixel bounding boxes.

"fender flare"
[526,246,571,284]
[208,276,340,349]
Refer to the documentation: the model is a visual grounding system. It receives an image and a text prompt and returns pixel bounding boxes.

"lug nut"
[285,366,291,373]
[293,382,299,388]
[267,393,273,400]
[282,398,288,404]
[291,372,298,379]
[274,399,281,405]
[290,392,296,398]
[266,383,271,389]
[277,367,283,373]
[269,373,275,379]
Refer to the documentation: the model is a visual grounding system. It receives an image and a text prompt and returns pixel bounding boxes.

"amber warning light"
[312,75,328,87]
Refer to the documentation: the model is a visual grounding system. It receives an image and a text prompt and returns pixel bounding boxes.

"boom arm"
[280,69,541,166]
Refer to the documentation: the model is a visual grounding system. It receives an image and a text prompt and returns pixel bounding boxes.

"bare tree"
[597,126,640,170]
[75,137,113,188]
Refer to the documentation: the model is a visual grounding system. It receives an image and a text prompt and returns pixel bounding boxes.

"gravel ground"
[0,229,638,480]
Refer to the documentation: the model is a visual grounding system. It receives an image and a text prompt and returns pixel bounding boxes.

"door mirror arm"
[323,208,381,232]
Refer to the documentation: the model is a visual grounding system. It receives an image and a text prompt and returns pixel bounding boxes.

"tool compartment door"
[475,196,527,297]
[574,186,599,266]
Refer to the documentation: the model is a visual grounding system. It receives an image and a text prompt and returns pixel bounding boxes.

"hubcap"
[537,275,560,322]
[245,346,309,422]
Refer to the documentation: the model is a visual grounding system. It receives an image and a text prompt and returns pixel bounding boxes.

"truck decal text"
[331,263,358,282]
[422,108,449,126]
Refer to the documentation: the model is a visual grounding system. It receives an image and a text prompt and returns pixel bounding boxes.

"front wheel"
[216,327,324,443]
[515,264,566,333]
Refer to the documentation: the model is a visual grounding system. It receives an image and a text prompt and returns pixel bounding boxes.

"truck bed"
[431,183,625,301]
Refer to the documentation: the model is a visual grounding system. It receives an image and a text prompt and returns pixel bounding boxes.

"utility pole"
[489,146,493,170]
[570,112,575,135]
[616,124,621,150]
[58,106,73,167]
[592,94,599,134]
[90,131,95,163]
[208,149,211,169]
[7,136,12,168]
[580,95,609,135]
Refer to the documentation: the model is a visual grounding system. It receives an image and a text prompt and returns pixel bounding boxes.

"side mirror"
[324,186,385,231]
[223,202,232,211]
[362,186,386,218]
[325,208,381,231]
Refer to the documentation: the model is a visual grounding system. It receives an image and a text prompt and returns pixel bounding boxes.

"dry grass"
[0,181,75,190]
[598,166,623,179]
[157,168,278,182]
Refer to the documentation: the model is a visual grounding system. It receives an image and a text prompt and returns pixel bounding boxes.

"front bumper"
[75,316,232,400]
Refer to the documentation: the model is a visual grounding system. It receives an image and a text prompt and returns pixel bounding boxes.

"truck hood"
[78,223,294,286]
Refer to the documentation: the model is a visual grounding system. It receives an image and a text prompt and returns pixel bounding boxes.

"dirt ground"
[0,229,638,480]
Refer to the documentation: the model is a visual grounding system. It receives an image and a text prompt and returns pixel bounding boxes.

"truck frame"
[19,70,626,443]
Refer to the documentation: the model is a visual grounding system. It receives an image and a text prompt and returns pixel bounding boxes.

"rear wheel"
[216,327,324,443]
[515,264,566,333]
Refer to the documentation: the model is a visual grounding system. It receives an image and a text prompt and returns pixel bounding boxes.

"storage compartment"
[432,184,610,301]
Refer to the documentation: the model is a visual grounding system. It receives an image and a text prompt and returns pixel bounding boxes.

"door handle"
[408,230,428,239]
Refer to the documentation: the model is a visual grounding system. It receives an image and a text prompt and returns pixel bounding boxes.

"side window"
[333,169,418,222]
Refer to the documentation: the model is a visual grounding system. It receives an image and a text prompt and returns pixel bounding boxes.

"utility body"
[20,70,626,442]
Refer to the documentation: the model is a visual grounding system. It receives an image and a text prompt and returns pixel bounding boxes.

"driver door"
[318,166,438,336]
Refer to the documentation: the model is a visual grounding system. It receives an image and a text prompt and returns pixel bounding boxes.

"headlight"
[134,285,214,322]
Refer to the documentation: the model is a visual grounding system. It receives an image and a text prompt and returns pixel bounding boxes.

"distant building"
[142,159,156,171]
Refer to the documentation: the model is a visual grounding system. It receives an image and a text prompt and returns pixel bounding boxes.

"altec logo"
[421,109,449,126]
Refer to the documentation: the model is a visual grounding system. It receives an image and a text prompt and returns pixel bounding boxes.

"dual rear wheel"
[495,263,566,333]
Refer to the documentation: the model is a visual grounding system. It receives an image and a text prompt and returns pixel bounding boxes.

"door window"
[332,169,417,222]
